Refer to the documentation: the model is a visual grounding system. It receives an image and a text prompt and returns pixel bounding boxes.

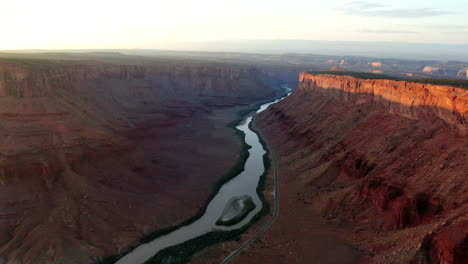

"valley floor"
[188,145,364,264]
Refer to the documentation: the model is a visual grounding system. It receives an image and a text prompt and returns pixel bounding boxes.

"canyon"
[222,73,467,264]
[0,55,299,264]
[0,52,467,264]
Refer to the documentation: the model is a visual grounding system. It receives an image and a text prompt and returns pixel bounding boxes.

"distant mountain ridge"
[2,40,468,62]
[153,40,468,62]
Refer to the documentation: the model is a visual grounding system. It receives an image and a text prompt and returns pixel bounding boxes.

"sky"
[0,0,467,50]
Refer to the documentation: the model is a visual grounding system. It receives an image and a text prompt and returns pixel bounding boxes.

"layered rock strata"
[252,73,467,264]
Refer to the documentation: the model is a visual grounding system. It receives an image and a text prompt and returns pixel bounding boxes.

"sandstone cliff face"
[0,59,296,264]
[256,73,467,264]
[0,61,283,99]
[299,73,467,133]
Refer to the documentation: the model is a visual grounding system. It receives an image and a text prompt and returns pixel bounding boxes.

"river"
[115,85,292,264]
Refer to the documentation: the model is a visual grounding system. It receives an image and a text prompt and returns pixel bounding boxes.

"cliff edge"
[299,73,467,133]
[250,73,467,264]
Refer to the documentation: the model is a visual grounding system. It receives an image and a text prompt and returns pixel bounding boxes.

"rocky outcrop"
[299,73,468,133]
[413,221,468,264]
[422,66,445,75]
[457,68,468,79]
[255,72,468,263]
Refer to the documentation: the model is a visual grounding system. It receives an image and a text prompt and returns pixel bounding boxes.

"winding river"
[116,85,292,264]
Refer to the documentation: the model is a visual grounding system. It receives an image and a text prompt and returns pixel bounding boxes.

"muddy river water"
[116,86,291,264]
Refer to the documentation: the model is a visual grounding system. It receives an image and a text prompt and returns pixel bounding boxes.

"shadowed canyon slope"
[0,57,299,264]
[242,73,467,264]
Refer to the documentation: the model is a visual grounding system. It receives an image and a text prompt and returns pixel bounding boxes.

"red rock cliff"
[255,73,468,264]
[299,73,468,133]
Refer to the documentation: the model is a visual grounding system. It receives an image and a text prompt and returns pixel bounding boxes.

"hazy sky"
[1,0,467,49]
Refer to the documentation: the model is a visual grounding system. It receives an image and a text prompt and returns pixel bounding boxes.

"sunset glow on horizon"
[0,0,467,50]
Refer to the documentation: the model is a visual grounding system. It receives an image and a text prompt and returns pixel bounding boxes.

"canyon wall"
[0,61,288,100]
[0,61,291,182]
[299,73,467,133]
[0,59,298,264]
[255,73,467,264]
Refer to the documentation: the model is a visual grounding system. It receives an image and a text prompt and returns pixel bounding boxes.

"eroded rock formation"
[458,68,468,79]
[252,73,467,263]
[422,66,445,75]
[0,59,296,264]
